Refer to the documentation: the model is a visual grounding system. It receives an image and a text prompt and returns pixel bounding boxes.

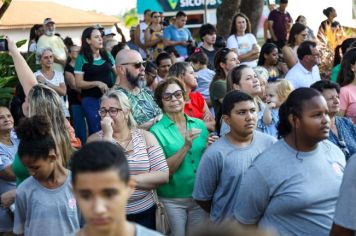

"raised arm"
[7,36,37,96]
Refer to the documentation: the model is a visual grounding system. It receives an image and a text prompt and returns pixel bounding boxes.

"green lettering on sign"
[168,0,179,9]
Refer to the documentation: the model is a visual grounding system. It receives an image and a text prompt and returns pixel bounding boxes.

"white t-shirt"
[226,33,258,68]
[34,70,70,117]
[138,22,148,59]
[285,62,321,89]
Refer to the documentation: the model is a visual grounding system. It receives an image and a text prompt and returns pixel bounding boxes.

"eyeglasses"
[162,90,184,101]
[98,107,122,117]
[153,15,160,18]
[120,61,146,69]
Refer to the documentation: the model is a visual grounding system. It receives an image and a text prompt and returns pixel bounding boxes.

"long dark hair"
[230,13,251,35]
[257,43,278,66]
[337,47,356,87]
[287,23,306,47]
[79,27,112,64]
[333,38,356,66]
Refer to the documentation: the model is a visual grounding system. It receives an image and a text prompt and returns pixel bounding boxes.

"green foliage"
[123,8,139,28]
[0,39,37,107]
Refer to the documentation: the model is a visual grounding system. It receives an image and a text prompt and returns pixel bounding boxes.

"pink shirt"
[340,84,356,124]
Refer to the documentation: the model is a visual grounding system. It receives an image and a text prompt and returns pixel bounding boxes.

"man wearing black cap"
[267,0,293,50]
[36,18,67,72]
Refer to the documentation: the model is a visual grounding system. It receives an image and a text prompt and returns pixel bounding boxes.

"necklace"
[113,132,132,151]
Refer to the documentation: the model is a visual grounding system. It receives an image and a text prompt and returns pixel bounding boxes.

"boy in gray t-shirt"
[193,91,277,222]
[70,141,163,236]
[331,153,356,235]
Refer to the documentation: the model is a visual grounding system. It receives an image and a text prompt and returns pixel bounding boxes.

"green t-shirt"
[330,64,341,82]
[115,86,162,125]
[12,153,30,186]
[209,79,227,117]
[150,114,208,198]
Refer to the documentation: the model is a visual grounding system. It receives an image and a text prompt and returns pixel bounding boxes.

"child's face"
[21,154,56,181]
[265,84,282,108]
[73,170,134,232]
[223,100,257,137]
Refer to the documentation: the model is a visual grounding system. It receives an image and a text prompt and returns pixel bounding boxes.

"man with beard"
[115,49,162,129]
[36,18,67,72]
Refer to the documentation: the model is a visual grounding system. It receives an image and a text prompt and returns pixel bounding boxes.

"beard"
[45,29,55,36]
[126,68,145,88]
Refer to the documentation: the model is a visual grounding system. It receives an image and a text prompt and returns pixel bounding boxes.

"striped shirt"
[99,128,168,214]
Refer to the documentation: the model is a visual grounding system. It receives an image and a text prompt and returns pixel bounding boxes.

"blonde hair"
[28,84,73,166]
[100,90,137,128]
[268,79,294,103]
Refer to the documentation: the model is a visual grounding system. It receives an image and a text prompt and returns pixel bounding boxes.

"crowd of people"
[1,0,356,235]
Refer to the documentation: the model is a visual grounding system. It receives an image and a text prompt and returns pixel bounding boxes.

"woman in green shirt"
[150,78,209,236]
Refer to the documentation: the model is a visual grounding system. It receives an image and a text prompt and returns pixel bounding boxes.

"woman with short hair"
[168,62,215,131]
[150,78,210,236]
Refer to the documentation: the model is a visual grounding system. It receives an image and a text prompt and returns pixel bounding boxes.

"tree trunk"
[216,0,264,38]
[216,0,240,38]
[0,0,12,20]
[240,0,264,35]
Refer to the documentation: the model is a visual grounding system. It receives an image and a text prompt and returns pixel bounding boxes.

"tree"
[216,0,264,38]
[0,0,12,20]
[123,8,139,28]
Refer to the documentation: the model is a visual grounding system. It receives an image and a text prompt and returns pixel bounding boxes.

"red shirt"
[184,92,205,120]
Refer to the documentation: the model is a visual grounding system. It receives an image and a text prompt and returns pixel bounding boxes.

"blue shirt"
[257,108,279,138]
[328,116,356,160]
[163,25,192,57]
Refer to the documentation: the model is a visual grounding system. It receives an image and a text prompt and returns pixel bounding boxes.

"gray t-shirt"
[0,130,19,232]
[234,139,345,236]
[69,223,163,236]
[333,153,356,231]
[193,131,277,222]
[13,171,81,235]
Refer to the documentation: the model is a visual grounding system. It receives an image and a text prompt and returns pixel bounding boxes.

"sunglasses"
[120,61,146,69]
[162,90,184,101]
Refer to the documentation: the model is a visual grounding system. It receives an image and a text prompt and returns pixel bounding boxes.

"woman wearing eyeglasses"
[282,23,307,69]
[75,27,117,135]
[150,77,211,236]
[311,80,356,160]
[168,62,215,131]
[87,90,169,230]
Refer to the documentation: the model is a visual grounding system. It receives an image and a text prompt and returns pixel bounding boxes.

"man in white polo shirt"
[285,41,321,89]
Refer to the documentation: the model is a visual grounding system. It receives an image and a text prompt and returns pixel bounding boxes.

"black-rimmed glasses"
[162,90,184,101]
[120,61,146,69]
[98,108,122,117]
